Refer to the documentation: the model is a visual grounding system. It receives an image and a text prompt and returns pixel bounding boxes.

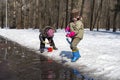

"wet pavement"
[0,36,94,80]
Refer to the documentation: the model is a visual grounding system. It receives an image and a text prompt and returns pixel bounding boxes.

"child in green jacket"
[65,9,84,62]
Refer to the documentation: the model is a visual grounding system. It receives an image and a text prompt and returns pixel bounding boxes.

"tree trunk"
[90,0,95,31]
[80,0,85,16]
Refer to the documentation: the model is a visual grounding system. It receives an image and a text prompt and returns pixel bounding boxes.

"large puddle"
[0,36,94,80]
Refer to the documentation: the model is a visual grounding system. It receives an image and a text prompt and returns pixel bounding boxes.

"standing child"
[65,9,84,62]
[39,26,58,53]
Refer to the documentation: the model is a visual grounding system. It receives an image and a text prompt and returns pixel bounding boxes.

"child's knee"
[70,45,77,51]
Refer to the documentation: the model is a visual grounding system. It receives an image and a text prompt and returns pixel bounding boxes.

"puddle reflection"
[0,36,94,80]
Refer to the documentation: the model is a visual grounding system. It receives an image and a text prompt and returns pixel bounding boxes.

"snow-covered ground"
[0,28,120,80]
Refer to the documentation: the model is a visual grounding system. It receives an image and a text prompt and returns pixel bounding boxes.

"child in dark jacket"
[39,26,58,53]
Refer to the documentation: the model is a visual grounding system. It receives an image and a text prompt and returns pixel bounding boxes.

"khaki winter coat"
[69,20,84,39]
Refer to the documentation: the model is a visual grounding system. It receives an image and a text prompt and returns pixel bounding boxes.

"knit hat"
[47,29,55,37]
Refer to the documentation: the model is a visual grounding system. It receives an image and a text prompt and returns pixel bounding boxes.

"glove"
[66,34,70,37]
[42,41,49,44]
[65,26,70,32]
[66,31,75,38]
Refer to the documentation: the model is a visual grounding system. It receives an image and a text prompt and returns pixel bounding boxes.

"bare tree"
[66,0,69,27]
[80,0,85,16]
[106,0,111,31]
[112,0,120,32]
[0,0,5,28]
[90,0,95,31]
[93,0,103,31]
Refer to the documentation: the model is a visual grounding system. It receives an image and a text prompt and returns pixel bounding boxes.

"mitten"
[66,34,70,37]
[65,26,70,32]
[66,31,75,38]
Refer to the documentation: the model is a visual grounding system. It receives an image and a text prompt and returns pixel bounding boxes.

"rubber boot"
[71,50,81,62]
[40,48,44,53]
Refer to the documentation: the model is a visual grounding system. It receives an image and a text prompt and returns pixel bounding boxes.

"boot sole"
[71,56,80,62]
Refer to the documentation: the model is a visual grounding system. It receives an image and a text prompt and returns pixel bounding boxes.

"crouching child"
[39,26,58,53]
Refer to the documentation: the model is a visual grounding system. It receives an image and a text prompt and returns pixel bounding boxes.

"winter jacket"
[69,20,84,39]
[39,26,57,50]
